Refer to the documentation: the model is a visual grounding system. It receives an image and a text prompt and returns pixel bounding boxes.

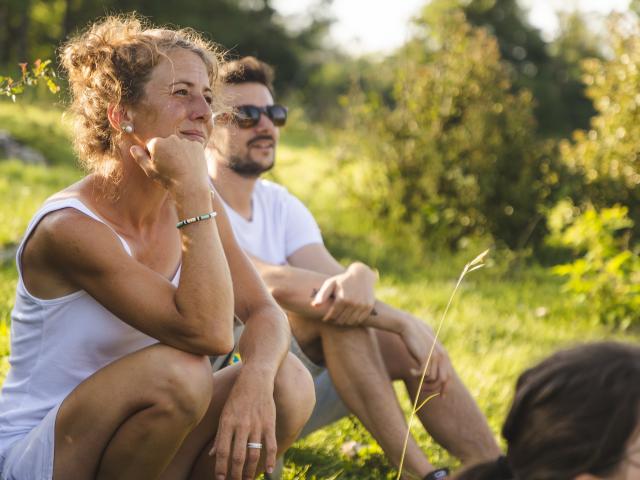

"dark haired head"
[455,342,640,480]
[219,56,275,95]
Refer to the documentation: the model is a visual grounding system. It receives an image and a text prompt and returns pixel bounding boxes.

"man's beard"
[227,135,276,178]
[227,153,275,178]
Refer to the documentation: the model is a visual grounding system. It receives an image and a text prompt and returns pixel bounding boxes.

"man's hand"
[400,317,453,396]
[310,262,377,326]
[210,368,277,480]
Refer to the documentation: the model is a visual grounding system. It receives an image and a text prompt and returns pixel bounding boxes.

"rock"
[0,244,18,265]
[340,440,364,458]
[534,306,549,318]
[0,130,47,165]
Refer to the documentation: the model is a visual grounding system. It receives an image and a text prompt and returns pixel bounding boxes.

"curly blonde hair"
[60,14,223,183]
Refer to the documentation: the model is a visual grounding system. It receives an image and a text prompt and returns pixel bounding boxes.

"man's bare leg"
[290,313,434,479]
[375,329,501,465]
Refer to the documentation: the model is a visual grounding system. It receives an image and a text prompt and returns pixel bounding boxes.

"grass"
[281,257,638,479]
[0,265,15,381]
[0,160,81,248]
[0,104,638,478]
[0,100,75,167]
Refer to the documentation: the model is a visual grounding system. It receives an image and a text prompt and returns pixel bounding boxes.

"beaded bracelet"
[176,211,217,229]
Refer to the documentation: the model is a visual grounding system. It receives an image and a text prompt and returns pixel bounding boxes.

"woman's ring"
[247,442,263,449]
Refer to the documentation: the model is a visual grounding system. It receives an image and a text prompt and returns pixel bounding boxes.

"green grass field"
[0,101,638,479]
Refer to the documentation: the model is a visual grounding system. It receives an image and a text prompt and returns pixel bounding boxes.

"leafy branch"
[0,59,60,101]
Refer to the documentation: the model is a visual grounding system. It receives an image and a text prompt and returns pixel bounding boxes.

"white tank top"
[0,198,179,454]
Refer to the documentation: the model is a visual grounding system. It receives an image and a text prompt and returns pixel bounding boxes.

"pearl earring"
[122,124,134,134]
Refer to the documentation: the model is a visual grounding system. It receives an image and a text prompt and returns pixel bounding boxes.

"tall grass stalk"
[396,249,490,480]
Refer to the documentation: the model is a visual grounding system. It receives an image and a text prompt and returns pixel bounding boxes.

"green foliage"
[459,0,598,137]
[0,161,81,248]
[335,10,557,250]
[0,101,75,166]
[559,14,640,241]
[289,0,600,132]
[0,266,16,381]
[0,59,60,101]
[290,55,396,124]
[550,11,603,81]
[0,109,638,479]
[282,250,638,478]
[548,201,640,329]
[1,0,332,97]
[284,417,395,479]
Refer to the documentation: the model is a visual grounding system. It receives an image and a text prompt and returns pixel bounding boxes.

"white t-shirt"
[221,179,323,264]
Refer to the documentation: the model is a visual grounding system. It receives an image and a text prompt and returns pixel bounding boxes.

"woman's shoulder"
[23,203,131,291]
[45,176,92,204]
[40,177,111,226]
[28,205,113,259]
[26,176,124,262]
[20,181,129,300]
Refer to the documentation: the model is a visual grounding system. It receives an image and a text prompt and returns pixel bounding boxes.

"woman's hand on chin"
[130,134,209,192]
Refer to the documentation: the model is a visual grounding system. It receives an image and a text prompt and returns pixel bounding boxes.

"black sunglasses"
[231,104,288,128]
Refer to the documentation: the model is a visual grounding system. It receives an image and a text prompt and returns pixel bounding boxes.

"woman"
[0,15,314,480]
[455,341,640,480]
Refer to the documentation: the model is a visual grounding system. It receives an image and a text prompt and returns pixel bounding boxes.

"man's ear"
[107,104,133,131]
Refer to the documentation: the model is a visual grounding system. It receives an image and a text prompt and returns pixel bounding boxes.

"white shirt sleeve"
[284,192,324,258]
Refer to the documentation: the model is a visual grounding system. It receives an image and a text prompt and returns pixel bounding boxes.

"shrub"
[548,200,640,329]
[559,14,640,241]
[335,10,556,250]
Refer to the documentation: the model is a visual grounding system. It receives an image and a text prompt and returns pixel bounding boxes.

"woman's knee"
[146,345,213,423]
[274,353,316,425]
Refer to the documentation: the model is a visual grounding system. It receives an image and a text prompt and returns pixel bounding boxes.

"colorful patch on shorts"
[228,352,242,365]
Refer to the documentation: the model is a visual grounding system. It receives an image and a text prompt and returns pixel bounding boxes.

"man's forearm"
[253,258,413,335]
[364,300,415,334]
[249,256,329,317]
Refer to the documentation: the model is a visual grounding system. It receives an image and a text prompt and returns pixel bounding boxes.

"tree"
[0,0,333,95]
[425,0,598,138]
[547,10,601,134]
[337,10,556,250]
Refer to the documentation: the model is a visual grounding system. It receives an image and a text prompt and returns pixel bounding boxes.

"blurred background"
[1,1,639,477]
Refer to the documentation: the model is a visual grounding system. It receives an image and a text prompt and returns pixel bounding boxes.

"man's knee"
[319,323,377,348]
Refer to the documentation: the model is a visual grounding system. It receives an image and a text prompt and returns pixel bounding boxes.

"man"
[207,56,501,479]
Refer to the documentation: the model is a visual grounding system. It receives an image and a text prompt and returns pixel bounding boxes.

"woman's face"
[128,48,214,146]
[613,426,640,480]
[579,425,640,480]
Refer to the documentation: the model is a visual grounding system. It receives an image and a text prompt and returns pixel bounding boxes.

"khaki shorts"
[289,337,349,438]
